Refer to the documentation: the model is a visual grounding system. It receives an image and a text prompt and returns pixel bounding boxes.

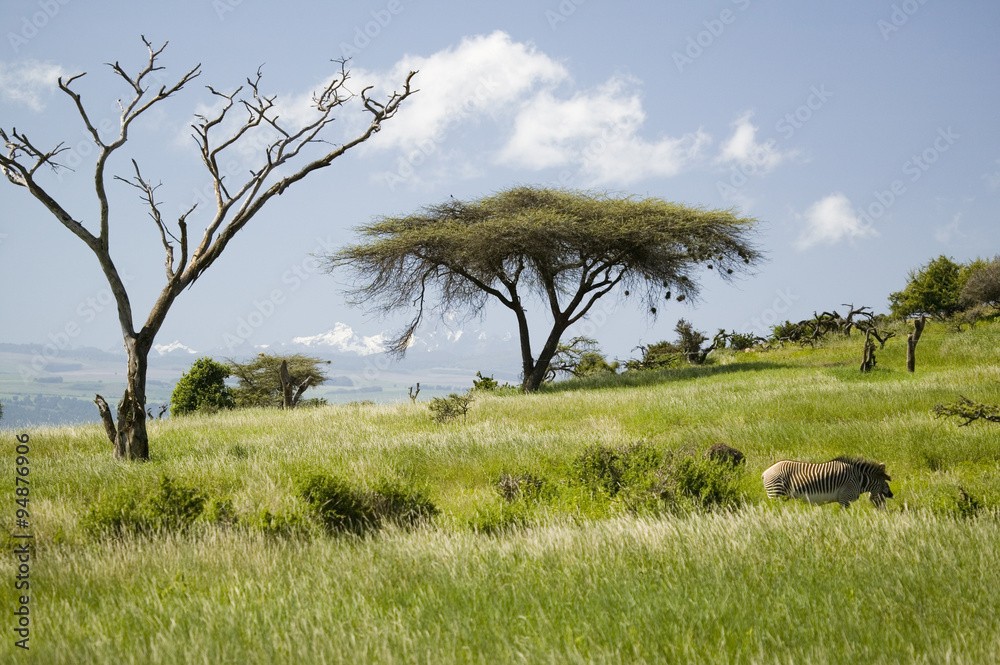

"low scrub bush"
[82,475,208,537]
[249,509,309,538]
[573,441,663,498]
[653,452,746,511]
[929,486,987,519]
[468,499,535,535]
[428,392,474,423]
[495,473,547,503]
[298,473,437,534]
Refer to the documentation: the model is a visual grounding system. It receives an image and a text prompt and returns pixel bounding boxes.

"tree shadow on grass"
[538,360,792,394]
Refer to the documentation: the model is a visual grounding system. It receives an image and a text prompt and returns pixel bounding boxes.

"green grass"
[3,320,1000,663]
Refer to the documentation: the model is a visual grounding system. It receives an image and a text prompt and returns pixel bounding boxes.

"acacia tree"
[0,38,416,459]
[325,186,761,392]
[227,354,330,409]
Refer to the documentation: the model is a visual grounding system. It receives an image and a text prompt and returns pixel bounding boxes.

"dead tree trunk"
[906,315,926,372]
[95,334,153,459]
[860,331,876,372]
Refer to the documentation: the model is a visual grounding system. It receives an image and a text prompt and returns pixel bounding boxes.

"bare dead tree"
[906,315,926,372]
[859,330,877,372]
[1,37,417,459]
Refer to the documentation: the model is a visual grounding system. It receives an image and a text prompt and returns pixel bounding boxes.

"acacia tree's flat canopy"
[327,186,761,390]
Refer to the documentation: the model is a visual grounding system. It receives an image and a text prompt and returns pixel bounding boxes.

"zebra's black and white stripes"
[762,457,894,509]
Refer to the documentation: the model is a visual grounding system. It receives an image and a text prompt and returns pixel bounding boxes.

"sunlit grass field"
[3,320,999,663]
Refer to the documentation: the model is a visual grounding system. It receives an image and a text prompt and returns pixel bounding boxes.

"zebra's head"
[868,462,893,509]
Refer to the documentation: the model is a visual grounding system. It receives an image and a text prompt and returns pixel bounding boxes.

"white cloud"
[934,212,964,243]
[359,31,568,152]
[0,60,69,111]
[716,111,794,173]
[497,74,708,185]
[795,192,878,250]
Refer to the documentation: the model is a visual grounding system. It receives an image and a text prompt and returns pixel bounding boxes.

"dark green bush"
[653,453,746,511]
[254,509,308,537]
[82,475,208,536]
[473,371,500,391]
[366,480,439,527]
[573,441,663,498]
[299,473,438,533]
[170,357,234,416]
[299,474,372,533]
[428,392,474,423]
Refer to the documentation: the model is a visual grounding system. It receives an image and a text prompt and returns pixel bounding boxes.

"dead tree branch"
[933,396,1000,426]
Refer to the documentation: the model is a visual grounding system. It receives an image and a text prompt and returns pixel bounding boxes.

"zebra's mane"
[832,456,891,480]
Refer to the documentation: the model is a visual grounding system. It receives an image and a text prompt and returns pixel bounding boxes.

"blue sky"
[2,0,998,366]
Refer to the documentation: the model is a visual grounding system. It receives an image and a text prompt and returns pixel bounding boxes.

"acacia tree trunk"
[521,321,570,392]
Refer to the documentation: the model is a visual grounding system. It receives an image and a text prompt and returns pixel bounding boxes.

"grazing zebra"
[762,457,894,509]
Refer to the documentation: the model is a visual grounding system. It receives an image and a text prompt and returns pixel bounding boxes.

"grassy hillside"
[3,319,999,663]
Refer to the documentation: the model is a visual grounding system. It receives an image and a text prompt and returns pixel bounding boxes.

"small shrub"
[495,473,547,503]
[250,509,308,538]
[573,441,663,498]
[81,489,146,536]
[704,443,745,467]
[625,341,679,372]
[365,480,439,527]
[299,474,372,534]
[930,486,986,519]
[428,392,474,423]
[473,371,499,391]
[468,500,534,535]
[299,473,438,533]
[148,476,207,531]
[653,452,746,512]
[82,475,208,536]
[726,331,765,351]
[956,487,984,518]
[204,498,238,527]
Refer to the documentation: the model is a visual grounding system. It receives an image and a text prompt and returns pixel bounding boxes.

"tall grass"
[9,511,1000,664]
[3,319,999,663]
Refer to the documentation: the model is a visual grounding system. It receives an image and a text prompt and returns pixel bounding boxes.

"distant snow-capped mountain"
[288,323,386,356]
[153,340,198,356]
